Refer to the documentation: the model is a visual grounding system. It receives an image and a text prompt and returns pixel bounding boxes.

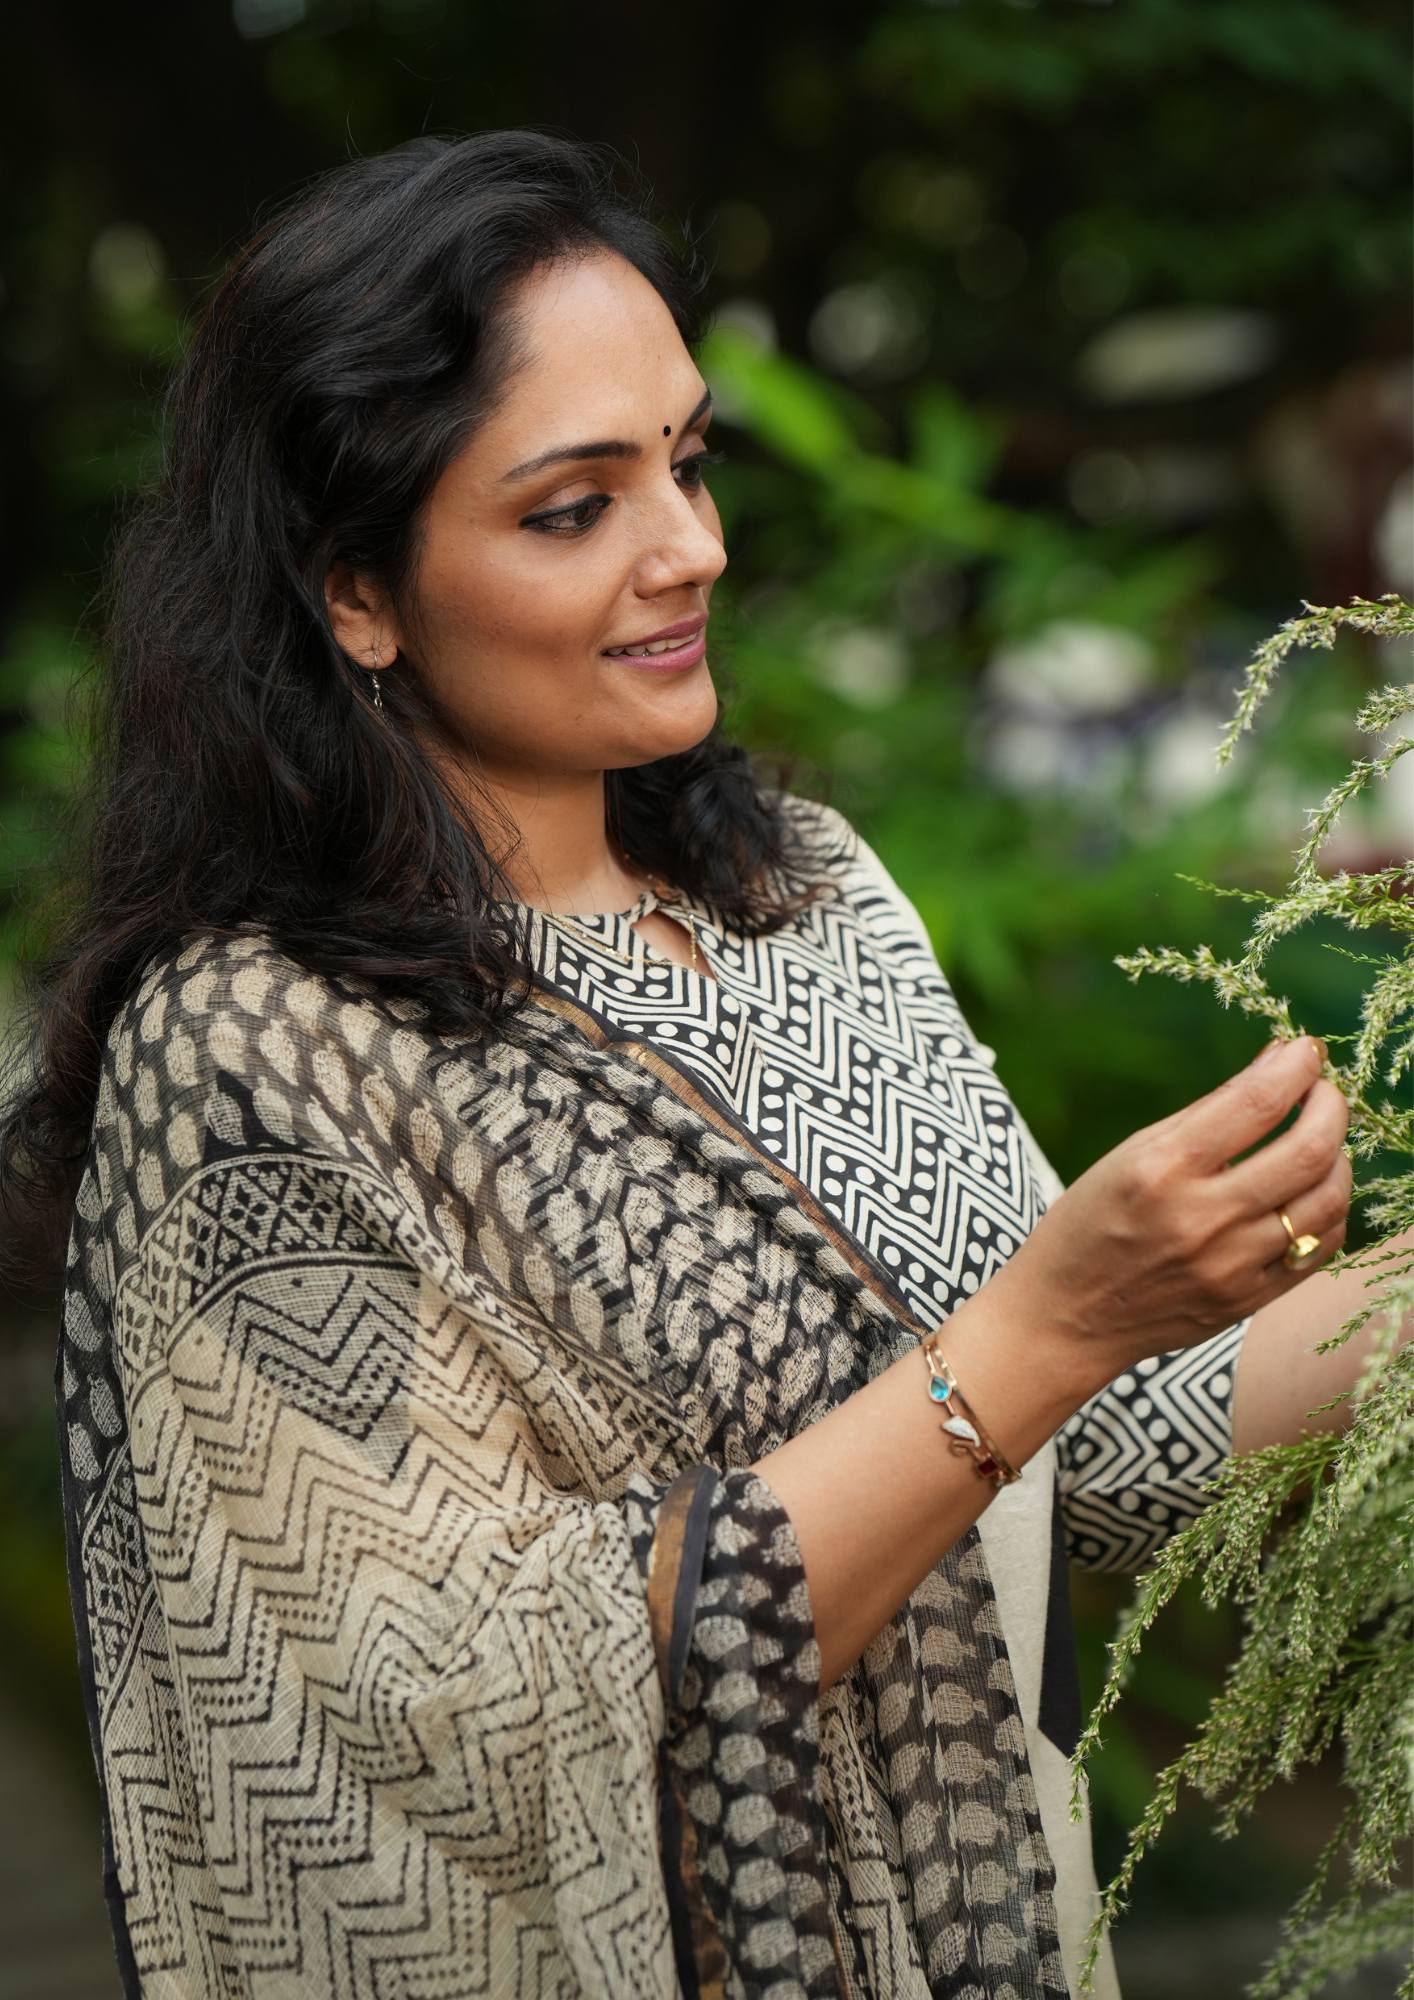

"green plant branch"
[1076,598,1413,1995]
[1215,594,1413,768]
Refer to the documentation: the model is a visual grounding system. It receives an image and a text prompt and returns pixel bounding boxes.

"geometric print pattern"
[525,827,1048,1336]
[526,805,1245,1580]
[60,922,1068,2000]
[1057,1323,1249,1573]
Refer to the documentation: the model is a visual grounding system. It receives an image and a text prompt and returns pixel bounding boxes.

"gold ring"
[1279,1210,1322,1271]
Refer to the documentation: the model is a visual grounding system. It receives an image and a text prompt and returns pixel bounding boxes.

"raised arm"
[757,1036,1350,1687]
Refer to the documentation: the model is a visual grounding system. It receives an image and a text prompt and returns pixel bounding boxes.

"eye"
[672,448,726,493]
[520,493,612,535]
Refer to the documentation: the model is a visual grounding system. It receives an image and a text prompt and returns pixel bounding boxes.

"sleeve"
[1057,1321,1250,1572]
[625,1468,837,2000]
[828,804,1248,1578]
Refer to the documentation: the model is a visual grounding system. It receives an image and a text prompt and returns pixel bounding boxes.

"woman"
[7,133,1379,2000]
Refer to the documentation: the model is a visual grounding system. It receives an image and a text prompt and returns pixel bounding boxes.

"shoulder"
[114,931,420,1069]
[777,795,939,971]
[103,932,446,1150]
[776,798,1066,1202]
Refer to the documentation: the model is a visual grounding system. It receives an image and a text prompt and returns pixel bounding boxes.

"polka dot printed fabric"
[1057,1326,1248,1572]
[530,879,1043,1334]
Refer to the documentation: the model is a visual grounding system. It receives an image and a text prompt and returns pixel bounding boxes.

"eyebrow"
[501,388,713,483]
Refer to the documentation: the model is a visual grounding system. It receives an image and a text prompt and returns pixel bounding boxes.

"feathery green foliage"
[1076,595,1414,1996]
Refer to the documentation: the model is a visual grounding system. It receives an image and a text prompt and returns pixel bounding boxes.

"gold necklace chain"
[546,894,701,976]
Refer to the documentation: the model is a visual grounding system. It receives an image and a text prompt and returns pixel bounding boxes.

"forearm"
[1231,1229,1414,1454]
[759,1036,1351,1688]
[753,1265,1106,1689]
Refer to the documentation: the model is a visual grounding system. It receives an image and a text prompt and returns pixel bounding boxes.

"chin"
[605,673,718,767]
[605,729,714,771]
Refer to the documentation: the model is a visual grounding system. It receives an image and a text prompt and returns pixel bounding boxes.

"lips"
[604,635,694,658]
[603,617,706,660]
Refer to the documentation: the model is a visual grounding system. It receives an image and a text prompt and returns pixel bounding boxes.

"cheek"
[414,540,619,679]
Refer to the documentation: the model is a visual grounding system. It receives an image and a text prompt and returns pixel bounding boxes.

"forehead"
[484,252,701,446]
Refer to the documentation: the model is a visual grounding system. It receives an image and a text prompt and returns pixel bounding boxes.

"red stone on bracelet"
[921,1337,1021,1491]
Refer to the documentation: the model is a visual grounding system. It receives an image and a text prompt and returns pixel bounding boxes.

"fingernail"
[1313,1038,1329,1067]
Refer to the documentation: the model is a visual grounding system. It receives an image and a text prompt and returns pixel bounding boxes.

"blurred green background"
[0,2,1409,1994]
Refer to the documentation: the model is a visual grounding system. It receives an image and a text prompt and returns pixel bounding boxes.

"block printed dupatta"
[58,933,1069,2000]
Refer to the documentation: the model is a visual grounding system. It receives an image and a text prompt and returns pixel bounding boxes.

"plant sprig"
[1078,597,1414,1997]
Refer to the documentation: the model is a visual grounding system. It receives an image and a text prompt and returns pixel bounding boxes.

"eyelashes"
[672,448,726,493]
[521,493,612,535]
[520,449,726,535]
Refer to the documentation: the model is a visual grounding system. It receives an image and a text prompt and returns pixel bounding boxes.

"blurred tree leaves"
[699,320,1397,1186]
[859,0,1410,374]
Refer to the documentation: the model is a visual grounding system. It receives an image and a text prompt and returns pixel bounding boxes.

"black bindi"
[663,425,672,436]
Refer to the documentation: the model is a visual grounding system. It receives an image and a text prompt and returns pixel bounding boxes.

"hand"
[977,1036,1351,1392]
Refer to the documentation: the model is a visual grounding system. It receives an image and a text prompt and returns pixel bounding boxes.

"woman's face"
[361,252,726,782]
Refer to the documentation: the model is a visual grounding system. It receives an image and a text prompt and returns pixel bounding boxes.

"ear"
[325,560,401,669]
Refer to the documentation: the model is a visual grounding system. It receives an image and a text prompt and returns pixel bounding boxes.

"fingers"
[1227,1077,1350,1217]
[1030,1037,1352,1373]
[1257,1150,1352,1274]
[1173,1193,1349,1338]
[1178,1037,1328,1173]
[1109,1075,1349,1334]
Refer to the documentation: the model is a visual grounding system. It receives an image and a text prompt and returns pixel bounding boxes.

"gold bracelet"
[921,1335,1021,1491]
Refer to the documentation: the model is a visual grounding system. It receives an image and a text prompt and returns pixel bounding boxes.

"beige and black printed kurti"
[58,807,1244,2000]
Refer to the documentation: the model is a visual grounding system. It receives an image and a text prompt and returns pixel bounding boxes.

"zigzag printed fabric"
[60,926,1067,2000]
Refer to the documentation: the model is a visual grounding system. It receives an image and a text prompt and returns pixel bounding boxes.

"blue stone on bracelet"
[928,1378,952,1402]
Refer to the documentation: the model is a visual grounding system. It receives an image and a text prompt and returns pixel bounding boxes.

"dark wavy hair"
[2,130,816,1265]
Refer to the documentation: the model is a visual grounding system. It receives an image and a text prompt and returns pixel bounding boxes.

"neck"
[473,763,641,915]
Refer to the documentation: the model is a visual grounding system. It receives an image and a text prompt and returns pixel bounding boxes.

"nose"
[630,475,727,599]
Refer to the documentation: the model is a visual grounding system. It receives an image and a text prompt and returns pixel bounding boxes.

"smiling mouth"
[603,631,703,659]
